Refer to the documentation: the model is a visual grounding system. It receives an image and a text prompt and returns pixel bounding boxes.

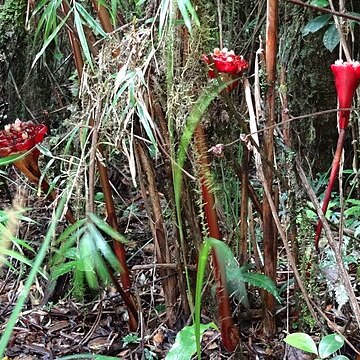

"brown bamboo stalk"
[151,95,190,317]
[262,0,278,336]
[62,0,137,330]
[194,125,239,352]
[248,202,262,271]
[61,1,84,80]
[239,146,249,264]
[134,141,178,326]
[90,0,114,34]
[235,165,263,217]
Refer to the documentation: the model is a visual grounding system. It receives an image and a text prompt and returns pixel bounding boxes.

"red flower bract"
[0,119,48,157]
[202,48,249,77]
[331,60,360,129]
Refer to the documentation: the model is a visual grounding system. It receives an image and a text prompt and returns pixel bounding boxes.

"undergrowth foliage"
[0,0,360,358]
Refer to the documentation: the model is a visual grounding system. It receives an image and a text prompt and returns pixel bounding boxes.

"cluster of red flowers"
[331,60,360,129]
[202,48,248,92]
[0,119,47,156]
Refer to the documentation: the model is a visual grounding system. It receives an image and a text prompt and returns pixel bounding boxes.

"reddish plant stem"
[90,0,114,33]
[263,0,278,336]
[194,125,239,352]
[315,128,346,249]
[61,1,84,80]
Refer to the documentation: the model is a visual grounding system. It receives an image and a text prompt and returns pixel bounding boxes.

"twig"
[296,159,360,330]
[309,298,360,354]
[259,160,320,326]
[9,71,35,119]
[284,0,360,22]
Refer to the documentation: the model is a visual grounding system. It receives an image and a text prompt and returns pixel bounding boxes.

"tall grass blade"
[32,11,71,68]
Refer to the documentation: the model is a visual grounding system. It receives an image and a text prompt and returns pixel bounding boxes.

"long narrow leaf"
[73,5,93,70]
[32,11,72,68]
[88,213,129,243]
[195,240,212,358]
[75,2,108,37]
[87,222,122,273]
[159,0,171,36]
[0,191,68,357]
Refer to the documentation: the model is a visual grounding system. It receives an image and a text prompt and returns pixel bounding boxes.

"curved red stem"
[315,128,346,249]
[194,126,239,352]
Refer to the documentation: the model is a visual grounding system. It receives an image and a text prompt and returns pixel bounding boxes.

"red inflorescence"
[202,48,249,78]
[0,119,48,157]
[331,60,360,129]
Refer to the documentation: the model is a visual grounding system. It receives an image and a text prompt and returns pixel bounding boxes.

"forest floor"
[0,170,360,360]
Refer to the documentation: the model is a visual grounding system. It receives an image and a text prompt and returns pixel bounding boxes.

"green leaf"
[32,11,71,68]
[284,333,318,355]
[51,261,77,279]
[79,233,99,289]
[73,4,93,70]
[88,213,129,244]
[302,15,331,36]
[0,153,26,166]
[87,222,121,273]
[165,323,216,360]
[318,334,344,359]
[323,24,340,52]
[194,240,213,358]
[241,271,282,304]
[331,356,350,360]
[174,82,228,216]
[75,2,108,37]
[310,0,329,7]
[207,238,249,308]
[159,0,170,36]
[176,0,200,33]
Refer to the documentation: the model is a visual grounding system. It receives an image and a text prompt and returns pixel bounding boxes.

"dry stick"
[309,298,359,355]
[296,160,360,330]
[327,0,351,62]
[259,168,319,325]
[207,56,285,187]
[87,109,99,214]
[284,0,360,22]
[220,85,288,189]
[239,147,249,264]
[134,141,178,326]
[248,202,263,269]
[216,0,223,49]
[150,94,190,318]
